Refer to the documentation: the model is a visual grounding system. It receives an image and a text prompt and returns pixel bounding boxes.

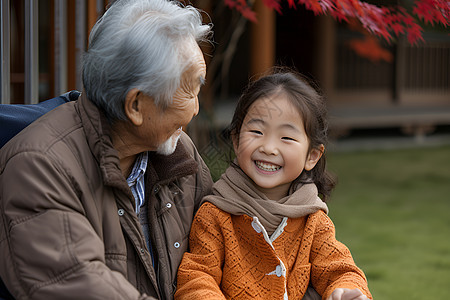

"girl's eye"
[250,130,262,135]
[282,137,296,141]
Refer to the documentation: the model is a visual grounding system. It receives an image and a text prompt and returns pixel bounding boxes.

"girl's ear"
[305,144,324,171]
[124,88,144,126]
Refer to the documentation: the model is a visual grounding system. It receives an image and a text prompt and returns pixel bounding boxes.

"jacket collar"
[147,136,198,186]
[76,94,198,190]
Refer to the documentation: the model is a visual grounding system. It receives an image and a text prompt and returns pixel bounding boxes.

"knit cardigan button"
[251,220,262,233]
[276,265,282,277]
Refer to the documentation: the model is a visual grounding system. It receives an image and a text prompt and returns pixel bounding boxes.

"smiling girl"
[175,69,372,300]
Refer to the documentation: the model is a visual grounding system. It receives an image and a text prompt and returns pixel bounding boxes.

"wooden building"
[219,3,450,139]
[1,0,449,139]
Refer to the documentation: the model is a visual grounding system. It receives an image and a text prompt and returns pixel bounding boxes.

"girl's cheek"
[238,135,253,149]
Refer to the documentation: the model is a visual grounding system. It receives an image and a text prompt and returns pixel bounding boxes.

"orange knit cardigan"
[175,202,372,300]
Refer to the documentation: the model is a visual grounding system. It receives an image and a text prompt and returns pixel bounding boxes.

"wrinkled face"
[141,43,206,155]
[234,95,321,199]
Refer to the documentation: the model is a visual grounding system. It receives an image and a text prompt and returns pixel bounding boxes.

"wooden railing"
[334,33,450,104]
[0,0,108,104]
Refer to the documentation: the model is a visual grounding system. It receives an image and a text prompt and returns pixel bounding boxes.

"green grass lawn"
[327,146,450,299]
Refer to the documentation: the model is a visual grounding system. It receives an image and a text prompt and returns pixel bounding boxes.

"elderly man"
[0,0,213,299]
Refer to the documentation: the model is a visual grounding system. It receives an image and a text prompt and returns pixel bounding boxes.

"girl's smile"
[254,160,282,173]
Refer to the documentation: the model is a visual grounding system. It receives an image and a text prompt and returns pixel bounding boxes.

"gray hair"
[82,0,212,121]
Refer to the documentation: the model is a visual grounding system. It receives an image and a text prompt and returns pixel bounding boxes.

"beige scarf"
[204,165,328,235]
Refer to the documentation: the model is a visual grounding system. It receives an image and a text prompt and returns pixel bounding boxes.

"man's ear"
[124,88,143,126]
[305,144,325,171]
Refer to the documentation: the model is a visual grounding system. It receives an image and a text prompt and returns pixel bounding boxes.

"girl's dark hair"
[227,67,337,202]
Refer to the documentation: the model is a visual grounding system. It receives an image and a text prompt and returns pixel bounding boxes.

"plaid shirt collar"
[126,151,148,213]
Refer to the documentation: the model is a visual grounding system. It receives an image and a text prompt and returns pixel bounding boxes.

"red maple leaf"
[403,15,415,26]
[391,22,405,36]
[287,0,295,8]
[224,0,448,46]
[413,0,449,26]
[407,23,424,44]
[348,36,394,63]
[224,0,236,9]
[240,6,258,22]
[262,0,282,13]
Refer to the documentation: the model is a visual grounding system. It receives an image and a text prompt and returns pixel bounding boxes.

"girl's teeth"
[255,161,281,172]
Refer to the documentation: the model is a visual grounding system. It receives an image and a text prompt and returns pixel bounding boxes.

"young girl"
[175,70,372,300]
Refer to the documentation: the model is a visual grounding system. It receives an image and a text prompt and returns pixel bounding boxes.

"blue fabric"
[126,151,149,214]
[0,90,80,149]
[0,277,13,300]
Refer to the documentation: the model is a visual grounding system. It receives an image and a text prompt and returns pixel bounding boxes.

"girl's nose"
[259,140,279,155]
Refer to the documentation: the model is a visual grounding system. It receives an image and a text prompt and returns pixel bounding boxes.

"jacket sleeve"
[308,211,372,299]
[175,203,226,300]
[0,152,153,300]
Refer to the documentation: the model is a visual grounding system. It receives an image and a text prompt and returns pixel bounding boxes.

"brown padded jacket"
[0,95,213,300]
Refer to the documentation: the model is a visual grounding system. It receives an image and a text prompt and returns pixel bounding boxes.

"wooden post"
[53,0,68,96]
[24,0,39,103]
[250,1,275,78]
[1,0,11,103]
[67,0,76,91]
[315,15,335,100]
